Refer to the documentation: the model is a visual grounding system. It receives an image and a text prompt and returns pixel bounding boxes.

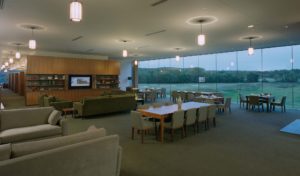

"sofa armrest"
[59,118,68,136]
[116,146,122,176]
[73,102,83,116]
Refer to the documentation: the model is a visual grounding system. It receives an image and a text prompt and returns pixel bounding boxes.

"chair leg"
[213,118,216,127]
[181,127,185,138]
[207,119,210,129]
[131,127,135,140]
[141,130,144,144]
[170,129,174,142]
[204,121,207,130]
[193,124,196,134]
[196,121,199,133]
[184,125,187,137]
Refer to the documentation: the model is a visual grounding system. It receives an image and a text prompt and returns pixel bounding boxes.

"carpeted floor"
[1,89,300,176]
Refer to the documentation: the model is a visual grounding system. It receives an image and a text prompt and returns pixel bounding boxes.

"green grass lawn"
[139,82,300,109]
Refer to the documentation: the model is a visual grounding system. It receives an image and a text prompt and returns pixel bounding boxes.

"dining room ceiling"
[0,0,300,61]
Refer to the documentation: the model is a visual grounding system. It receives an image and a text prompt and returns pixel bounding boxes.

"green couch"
[74,94,136,117]
[39,95,73,111]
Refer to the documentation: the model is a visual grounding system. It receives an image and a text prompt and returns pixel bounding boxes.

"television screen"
[69,75,92,89]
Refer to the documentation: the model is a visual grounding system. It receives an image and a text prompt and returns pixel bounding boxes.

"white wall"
[119,60,132,91]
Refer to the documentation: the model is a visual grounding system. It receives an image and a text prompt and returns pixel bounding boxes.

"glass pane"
[262,46,293,109]
[217,52,238,102]
[198,54,217,92]
[238,50,263,97]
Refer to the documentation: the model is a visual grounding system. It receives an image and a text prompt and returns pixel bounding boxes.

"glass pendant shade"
[175,55,180,61]
[29,39,36,50]
[16,51,21,59]
[134,60,138,66]
[4,69,7,73]
[70,1,82,22]
[9,58,14,64]
[197,34,206,46]
[248,47,254,55]
[123,49,128,57]
[5,62,9,66]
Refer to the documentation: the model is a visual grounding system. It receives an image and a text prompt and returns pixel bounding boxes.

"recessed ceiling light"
[248,25,254,28]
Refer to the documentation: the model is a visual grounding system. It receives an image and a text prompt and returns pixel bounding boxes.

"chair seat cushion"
[0,124,62,144]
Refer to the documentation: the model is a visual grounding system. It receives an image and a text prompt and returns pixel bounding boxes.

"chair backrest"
[197,107,208,122]
[281,96,287,105]
[164,102,173,106]
[239,94,246,101]
[248,96,260,105]
[180,92,186,101]
[161,88,166,94]
[207,105,216,119]
[137,104,149,109]
[152,103,162,108]
[185,108,197,125]
[225,98,231,108]
[171,110,185,129]
[130,111,143,129]
[187,93,195,102]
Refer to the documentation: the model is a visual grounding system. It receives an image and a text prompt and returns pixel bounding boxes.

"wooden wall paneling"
[108,61,120,75]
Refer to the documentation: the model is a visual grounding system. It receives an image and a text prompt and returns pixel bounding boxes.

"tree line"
[138,67,300,83]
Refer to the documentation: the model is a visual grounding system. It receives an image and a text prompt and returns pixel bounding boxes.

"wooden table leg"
[160,118,164,143]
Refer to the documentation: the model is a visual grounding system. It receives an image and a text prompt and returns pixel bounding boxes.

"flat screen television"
[68,75,92,89]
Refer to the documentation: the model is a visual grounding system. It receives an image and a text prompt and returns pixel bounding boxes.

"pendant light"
[248,37,254,55]
[174,48,181,61]
[4,69,8,73]
[5,62,9,66]
[9,57,14,64]
[29,27,37,50]
[122,50,128,57]
[197,20,206,46]
[70,0,82,22]
[134,60,138,66]
[15,43,21,59]
[122,40,128,58]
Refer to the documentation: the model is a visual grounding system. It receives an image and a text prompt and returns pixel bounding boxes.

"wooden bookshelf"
[95,75,119,89]
[25,56,121,105]
[26,74,66,92]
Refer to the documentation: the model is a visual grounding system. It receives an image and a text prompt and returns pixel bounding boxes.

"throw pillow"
[48,110,61,125]
[87,125,98,131]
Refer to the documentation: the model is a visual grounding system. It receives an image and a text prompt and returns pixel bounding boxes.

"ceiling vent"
[151,0,168,7]
[72,36,83,41]
[145,29,166,36]
[0,0,4,9]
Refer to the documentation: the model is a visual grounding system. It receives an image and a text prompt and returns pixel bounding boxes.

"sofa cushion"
[11,127,106,158]
[0,143,11,161]
[0,124,62,144]
[48,110,61,125]
[0,107,54,131]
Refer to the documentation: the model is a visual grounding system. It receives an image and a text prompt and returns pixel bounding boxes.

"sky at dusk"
[140,45,300,71]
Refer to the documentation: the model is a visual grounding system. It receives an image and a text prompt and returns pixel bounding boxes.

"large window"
[138,45,300,109]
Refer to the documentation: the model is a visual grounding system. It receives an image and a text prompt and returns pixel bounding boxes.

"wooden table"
[62,108,76,118]
[246,95,275,112]
[137,102,211,143]
[194,95,224,104]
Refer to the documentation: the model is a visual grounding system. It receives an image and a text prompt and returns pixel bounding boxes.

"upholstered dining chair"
[248,96,264,112]
[164,110,185,142]
[217,97,231,113]
[131,111,156,144]
[171,91,179,102]
[271,96,286,112]
[187,93,195,102]
[207,105,217,129]
[184,108,198,136]
[239,94,248,108]
[197,106,208,132]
